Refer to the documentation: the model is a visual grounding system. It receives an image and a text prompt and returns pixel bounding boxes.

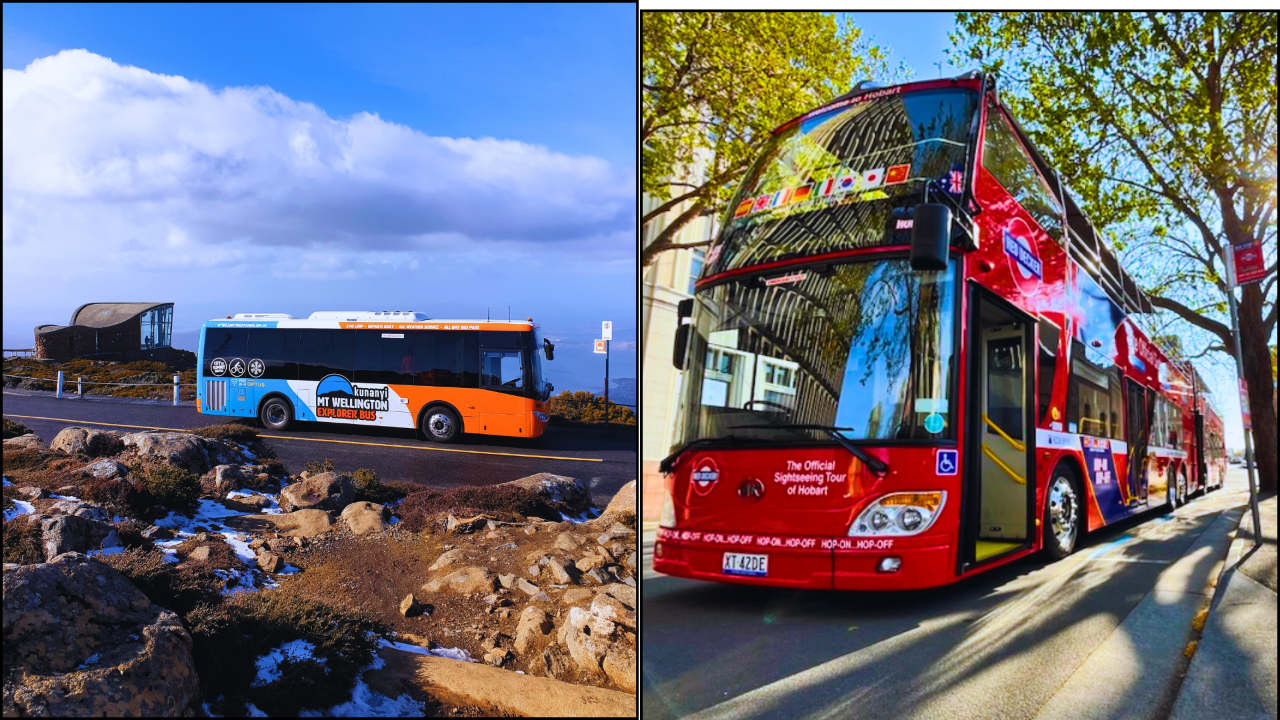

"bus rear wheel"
[421,406,461,443]
[260,397,292,431]
[1044,466,1081,561]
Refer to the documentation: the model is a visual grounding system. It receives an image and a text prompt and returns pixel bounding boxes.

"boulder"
[213,464,258,491]
[422,566,497,595]
[13,486,47,501]
[498,573,517,589]
[49,500,111,523]
[141,525,174,541]
[265,538,292,554]
[603,645,636,693]
[591,481,636,529]
[363,647,636,717]
[279,472,354,512]
[79,457,128,480]
[562,588,594,605]
[3,433,44,450]
[219,494,272,514]
[257,552,284,573]
[514,607,554,654]
[446,514,490,534]
[429,548,467,572]
[400,594,424,617]
[624,552,636,568]
[583,568,609,584]
[202,439,252,468]
[598,583,636,608]
[50,427,121,457]
[1,553,198,716]
[341,501,388,535]
[554,532,582,553]
[120,432,210,473]
[501,473,592,514]
[223,509,334,538]
[540,645,573,681]
[187,546,212,562]
[515,577,541,596]
[561,606,612,678]
[546,558,580,585]
[40,515,115,561]
[575,555,605,573]
[530,591,552,604]
[590,593,636,631]
[248,538,266,551]
[483,652,505,667]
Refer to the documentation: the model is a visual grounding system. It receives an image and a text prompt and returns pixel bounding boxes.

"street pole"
[605,339,610,431]
[1224,249,1262,548]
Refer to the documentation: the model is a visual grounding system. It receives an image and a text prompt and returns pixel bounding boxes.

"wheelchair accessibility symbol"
[936,449,958,476]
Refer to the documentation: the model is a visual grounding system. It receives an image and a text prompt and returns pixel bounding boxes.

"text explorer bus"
[653,73,1227,590]
[197,311,554,443]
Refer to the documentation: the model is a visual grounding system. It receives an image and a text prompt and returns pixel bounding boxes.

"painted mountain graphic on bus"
[317,374,354,399]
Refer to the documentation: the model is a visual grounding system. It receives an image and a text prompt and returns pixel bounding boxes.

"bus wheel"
[260,397,292,431]
[1167,468,1180,510]
[422,406,461,443]
[1044,466,1080,561]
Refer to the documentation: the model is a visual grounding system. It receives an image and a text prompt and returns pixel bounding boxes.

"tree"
[642,12,894,267]
[952,12,1277,493]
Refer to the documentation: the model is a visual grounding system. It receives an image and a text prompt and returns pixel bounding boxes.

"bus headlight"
[849,492,946,537]
[533,411,549,422]
[660,486,677,528]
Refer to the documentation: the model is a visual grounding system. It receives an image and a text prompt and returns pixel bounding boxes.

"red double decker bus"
[653,73,1227,590]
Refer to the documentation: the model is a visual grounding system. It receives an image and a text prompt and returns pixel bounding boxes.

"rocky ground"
[2,418,637,717]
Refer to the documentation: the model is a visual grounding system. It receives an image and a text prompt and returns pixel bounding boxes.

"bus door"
[961,290,1035,569]
[1193,409,1206,491]
[1125,379,1151,504]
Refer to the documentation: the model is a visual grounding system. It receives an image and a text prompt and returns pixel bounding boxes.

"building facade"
[34,302,186,365]
[642,193,717,520]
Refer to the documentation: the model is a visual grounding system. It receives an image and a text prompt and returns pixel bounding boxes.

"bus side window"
[298,330,354,382]
[356,331,413,386]
[205,328,246,359]
[414,331,480,388]
[247,329,297,381]
[1036,318,1060,426]
[982,99,1064,241]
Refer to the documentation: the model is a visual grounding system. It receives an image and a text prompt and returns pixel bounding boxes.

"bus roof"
[204,314,536,331]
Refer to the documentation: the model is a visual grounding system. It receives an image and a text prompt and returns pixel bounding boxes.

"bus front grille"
[205,380,226,411]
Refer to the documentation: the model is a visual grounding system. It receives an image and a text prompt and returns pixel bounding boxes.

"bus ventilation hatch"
[205,381,226,412]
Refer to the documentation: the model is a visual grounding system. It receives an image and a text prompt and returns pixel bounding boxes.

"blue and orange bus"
[196,311,554,442]
[654,73,1227,590]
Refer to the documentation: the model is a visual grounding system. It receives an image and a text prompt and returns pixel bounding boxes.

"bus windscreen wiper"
[729,424,890,476]
[658,435,744,474]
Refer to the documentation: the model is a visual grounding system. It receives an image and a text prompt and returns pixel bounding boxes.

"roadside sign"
[1240,378,1251,430]
[1230,241,1267,287]
[594,339,606,354]
[602,321,612,340]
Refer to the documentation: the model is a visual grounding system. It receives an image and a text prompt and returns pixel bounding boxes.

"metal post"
[78,376,83,397]
[604,340,610,430]
[174,374,180,406]
[56,370,63,399]
[1224,249,1262,547]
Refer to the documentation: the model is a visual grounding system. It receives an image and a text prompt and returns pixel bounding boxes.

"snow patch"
[87,546,125,558]
[50,494,81,501]
[252,639,325,687]
[559,506,601,524]
[2,477,11,487]
[295,651,426,717]
[4,499,36,522]
[76,653,101,669]
[152,498,243,529]
[378,639,476,663]
[244,703,268,717]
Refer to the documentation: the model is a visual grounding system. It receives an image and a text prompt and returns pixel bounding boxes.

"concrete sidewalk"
[1168,492,1277,720]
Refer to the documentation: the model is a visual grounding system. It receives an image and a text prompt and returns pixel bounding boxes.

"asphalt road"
[642,469,1256,720]
[3,389,636,502]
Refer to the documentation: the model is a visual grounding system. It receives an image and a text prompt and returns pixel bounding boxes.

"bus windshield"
[674,257,957,446]
[707,88,978,277]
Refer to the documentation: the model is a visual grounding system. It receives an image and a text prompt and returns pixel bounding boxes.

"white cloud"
[2,49,634,268]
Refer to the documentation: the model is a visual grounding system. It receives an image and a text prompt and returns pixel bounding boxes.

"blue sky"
[2,4,636,398]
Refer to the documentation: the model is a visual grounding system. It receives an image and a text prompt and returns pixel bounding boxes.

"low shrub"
[2,447,47,473]
[101,548,223,616]
[257,457,286,478]
[302,458,335,476]
[3,515,46,565]
[172,538,244,570]
[188,592,388,717]
[397,484,560,532]
[3,417,33,439]
[111,519,154,550]
[82,478,151,519]
[189,422,259,445]
[145,464,201,516]
[349,468,406,505]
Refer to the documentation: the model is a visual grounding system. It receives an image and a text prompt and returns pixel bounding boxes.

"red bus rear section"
[653,73,1226,591]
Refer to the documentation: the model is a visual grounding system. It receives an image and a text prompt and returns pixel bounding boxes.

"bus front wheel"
[422,406,461,443]
[260,397,293,431]
[1044,466,1081,561]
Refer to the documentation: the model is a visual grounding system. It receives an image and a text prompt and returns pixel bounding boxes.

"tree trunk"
[641,201,711,267]
[1238,285,1277,495]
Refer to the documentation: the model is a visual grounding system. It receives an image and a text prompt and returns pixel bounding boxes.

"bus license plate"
[722,552,768,577]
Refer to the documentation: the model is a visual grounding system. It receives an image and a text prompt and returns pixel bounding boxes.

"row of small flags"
[736,164,911,218]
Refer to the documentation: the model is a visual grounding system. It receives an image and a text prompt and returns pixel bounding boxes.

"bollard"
[174,374,180,406]
[56,370,63,399]
[78,376,83,397]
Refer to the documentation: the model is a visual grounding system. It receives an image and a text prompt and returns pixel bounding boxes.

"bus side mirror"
[673,298,694,370]
[543,338,555,361]
[910,203,951,271]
